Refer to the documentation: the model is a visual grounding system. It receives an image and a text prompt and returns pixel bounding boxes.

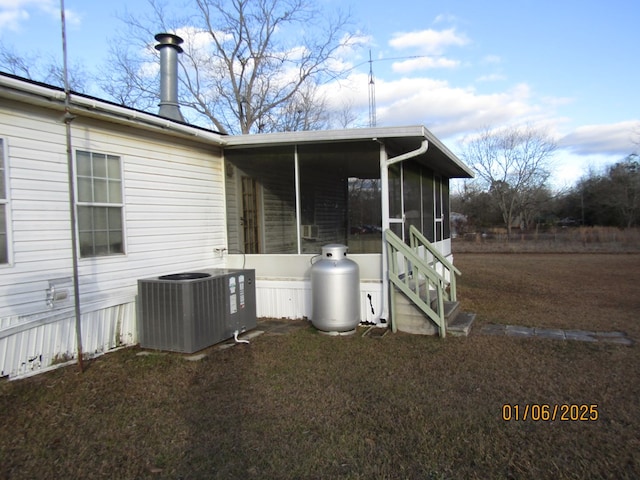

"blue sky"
[1,0,638,188]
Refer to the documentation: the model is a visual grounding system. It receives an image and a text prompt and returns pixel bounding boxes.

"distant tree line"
[555,154,639,228]
[453,153,640,232]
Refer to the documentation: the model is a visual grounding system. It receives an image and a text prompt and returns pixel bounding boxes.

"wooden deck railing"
[409,225,460,302]
[385,229,447,337]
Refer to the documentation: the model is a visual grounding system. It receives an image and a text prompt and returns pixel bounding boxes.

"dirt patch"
[1,254,638,479]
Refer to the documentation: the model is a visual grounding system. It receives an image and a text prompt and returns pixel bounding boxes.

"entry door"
[388,163,405,240]
[241,176,261,253]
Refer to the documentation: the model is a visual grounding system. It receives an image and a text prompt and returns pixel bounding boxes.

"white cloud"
[175,26,217,51]
[384,28,469,74]
[0,7,27,29]
[0,0,80,30]
[433,14,458,25]
[322,72,565,138]
[389,28,469,55]
[320,68,637,186]
[0,0,47,7]
[558,121,640,156]
[374,78,538,137]
[482,55,501,65]
[392,56,460,73]
[476,73,506,82]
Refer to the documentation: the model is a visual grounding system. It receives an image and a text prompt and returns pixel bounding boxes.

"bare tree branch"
[0,42,89,93]
[104,0,358,134]
[460,125,556,237]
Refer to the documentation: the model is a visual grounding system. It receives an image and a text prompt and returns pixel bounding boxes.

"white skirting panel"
[255,279,312,319]
[255,279,384,324]
[0,302,137,380]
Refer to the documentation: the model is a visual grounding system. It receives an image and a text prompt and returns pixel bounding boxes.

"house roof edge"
[0,72,226,146]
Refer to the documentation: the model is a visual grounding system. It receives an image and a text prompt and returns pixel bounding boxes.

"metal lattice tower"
[368,50,376,128]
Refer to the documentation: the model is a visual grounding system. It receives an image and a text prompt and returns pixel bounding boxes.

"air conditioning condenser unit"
[138,269,256,353]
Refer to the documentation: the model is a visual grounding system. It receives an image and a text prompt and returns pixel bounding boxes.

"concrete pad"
[447,312,476,337]
[136,351,166,357]
[505,325,535,337]
[593,331,628,338]
[241,330,265,341]
[217,343,235,350]
[597,336,634,346]
[534,328,566,340]
[564,329,596,337]
[184,353,207,362]
[565,331,598,342]
[479,324,506,336]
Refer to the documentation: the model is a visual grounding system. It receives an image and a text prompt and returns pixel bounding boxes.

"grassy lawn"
[1,254,638,479]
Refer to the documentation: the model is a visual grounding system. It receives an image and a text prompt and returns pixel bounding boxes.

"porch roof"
[223,125,474,179]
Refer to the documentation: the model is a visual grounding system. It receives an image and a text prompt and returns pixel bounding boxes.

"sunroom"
[223,126,474,325]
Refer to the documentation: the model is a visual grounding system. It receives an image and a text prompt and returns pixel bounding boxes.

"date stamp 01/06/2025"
[501,404,599,422]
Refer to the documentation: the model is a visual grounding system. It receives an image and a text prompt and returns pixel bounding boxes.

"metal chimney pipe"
[155,33,185,122]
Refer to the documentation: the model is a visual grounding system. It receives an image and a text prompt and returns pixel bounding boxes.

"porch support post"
[380,138,428,327]
[294,144,302,254]
[379,142,390,321]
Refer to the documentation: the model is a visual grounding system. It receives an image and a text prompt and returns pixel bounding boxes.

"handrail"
[409,225,460,302]
[385,230,446,337]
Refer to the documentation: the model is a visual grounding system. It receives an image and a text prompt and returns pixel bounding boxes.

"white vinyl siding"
[0,97,226,379]
[0,138,7,264]
[0,99,226,319]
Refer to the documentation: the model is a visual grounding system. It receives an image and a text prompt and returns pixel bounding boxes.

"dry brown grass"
[1,254,639,479]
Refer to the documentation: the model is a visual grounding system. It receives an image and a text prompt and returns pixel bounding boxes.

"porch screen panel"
[443,178,451,239]
[421,169,435,242]
[225,149,297,254]
[403,162,422,243]
[241,177,260,254]
[260,164,296,253]
[299,156,348,254]
[348,177,382,253]
[435,174,443,243]
[388,163,402,220]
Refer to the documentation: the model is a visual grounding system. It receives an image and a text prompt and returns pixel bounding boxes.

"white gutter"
[379,137,428,328]
[386,138,428,166]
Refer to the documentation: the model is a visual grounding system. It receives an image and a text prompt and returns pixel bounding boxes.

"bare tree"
[0,43,89,92]
[607,155,640,228]
[0,45,35,79]
[460,125,556,237]
[334,98,360,129]
[98,45,159,111]
[265,80,330,132]
[104,0,357,134]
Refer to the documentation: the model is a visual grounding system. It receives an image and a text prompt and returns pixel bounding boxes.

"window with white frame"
[0,138,8,264]
[76,150,124,257]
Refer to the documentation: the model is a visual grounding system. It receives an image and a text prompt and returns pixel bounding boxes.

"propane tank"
[310,244,360,334]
